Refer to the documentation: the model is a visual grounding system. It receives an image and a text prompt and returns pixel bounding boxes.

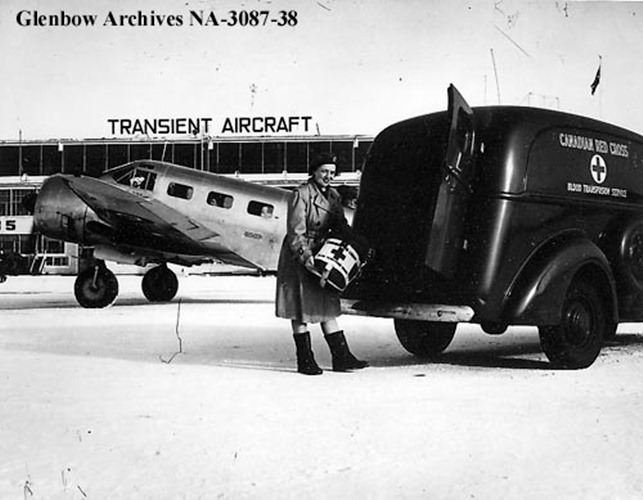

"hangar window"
[218,143,240,174]
[207,191,233,209]
[174,143,196,168]
[130,143,152,161]
[85,145,107,177]
[241,143,262,173]
[331,142,352,173]
[0,191,9,215]
[13,189,38,215]
[21,146,42,176]
[107,144,128,169]
[0,146,19,176]
[42,146,62,175]
[45,256,70,267]
[286,142,307,174]
[248,200,274,218]
[64,145,84,175]
[264,143,285,173]
[42,236,64,254]
[167,182,193,200]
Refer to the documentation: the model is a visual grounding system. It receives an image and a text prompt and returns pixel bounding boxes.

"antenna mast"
[490,48,501,104]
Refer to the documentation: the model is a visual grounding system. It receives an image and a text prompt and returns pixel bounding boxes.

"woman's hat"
[308,152,337,175]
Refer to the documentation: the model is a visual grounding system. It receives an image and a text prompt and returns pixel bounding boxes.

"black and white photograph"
[2,0,643,498]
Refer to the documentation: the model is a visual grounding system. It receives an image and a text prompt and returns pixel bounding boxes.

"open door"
[425,84,476,278]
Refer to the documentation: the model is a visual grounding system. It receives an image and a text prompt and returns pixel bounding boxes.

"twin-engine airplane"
[33,160,296,307]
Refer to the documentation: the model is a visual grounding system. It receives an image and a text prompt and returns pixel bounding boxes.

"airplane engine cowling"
[33,175,96,244]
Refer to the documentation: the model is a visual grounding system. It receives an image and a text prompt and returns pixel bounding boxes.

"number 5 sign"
[0,217,33,234]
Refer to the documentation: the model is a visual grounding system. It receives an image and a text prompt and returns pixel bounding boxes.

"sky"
[1,0,643,141]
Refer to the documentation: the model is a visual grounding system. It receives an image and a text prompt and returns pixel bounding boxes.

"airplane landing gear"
[142,264,179,302]
[74,261,119,308]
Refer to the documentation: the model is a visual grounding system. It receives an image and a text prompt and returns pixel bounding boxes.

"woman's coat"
[275,179,349,323]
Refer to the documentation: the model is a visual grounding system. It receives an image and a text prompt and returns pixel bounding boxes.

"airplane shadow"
[115,297,274,307]
[0,297,275,310]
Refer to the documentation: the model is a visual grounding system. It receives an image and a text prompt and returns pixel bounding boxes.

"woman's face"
[312,163,336,188]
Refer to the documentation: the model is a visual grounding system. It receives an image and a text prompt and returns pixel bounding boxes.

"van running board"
[341,299,475,323]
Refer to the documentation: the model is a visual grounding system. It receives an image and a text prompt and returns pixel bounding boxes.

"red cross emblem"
[590,154,607,184]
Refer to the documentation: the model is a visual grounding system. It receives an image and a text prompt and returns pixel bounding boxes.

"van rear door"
[425,84,476,278]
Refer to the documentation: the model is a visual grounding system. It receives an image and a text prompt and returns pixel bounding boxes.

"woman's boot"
[293,332,323,375]
[324,331,369,372]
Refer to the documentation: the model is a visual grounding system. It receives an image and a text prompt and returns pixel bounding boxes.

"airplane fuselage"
[34,160,292,271]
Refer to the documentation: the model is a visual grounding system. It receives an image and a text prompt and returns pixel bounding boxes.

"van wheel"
[538,279,605,369]
[615,220,643,291]
[394,319,456,358]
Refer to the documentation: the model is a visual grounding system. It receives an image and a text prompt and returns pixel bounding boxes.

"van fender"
[505,237,617,326]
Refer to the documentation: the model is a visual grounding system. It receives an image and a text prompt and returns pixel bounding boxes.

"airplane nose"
[33,175,87,243]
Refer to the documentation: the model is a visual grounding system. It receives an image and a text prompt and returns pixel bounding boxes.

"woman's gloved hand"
[304,256,316,273]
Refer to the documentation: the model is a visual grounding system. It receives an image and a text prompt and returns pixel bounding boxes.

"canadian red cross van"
[342,84,643,369]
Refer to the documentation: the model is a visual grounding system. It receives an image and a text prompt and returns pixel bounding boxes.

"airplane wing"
[62,175,218,251]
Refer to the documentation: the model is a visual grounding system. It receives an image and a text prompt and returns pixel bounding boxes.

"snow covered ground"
[1,275,642,499]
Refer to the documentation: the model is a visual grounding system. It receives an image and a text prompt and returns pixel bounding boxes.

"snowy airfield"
[1,274,643,499]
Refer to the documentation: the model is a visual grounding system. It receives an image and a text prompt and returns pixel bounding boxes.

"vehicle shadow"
[373,343,552,370]
[603,333,643,349]
[429,352,552,370]
[197,333,643,373]
[398,332,643,371]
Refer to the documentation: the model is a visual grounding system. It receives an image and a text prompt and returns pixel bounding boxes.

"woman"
[275,153,368,375]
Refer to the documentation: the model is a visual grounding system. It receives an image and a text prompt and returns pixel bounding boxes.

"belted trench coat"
[275,179,350,323]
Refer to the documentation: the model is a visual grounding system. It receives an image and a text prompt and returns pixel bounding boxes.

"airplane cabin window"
[130,169,156,190]
[113,168,134,186]
[115,168,156,191]
[144,172,156,190]
[248,200,274,218]
[167,182,194,200]
[207,191,234,209]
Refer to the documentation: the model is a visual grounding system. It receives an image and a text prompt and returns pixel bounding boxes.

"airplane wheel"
[74,266,119,308]
[394,319,456,358]
[142,265,179,302]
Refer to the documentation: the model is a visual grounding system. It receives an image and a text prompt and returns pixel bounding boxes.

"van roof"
[373,106,643,197]
[473,105,643,143]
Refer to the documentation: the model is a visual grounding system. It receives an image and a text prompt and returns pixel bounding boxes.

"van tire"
[615,220,643,292]
[538,278,605,369]
[394,320,456,358]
